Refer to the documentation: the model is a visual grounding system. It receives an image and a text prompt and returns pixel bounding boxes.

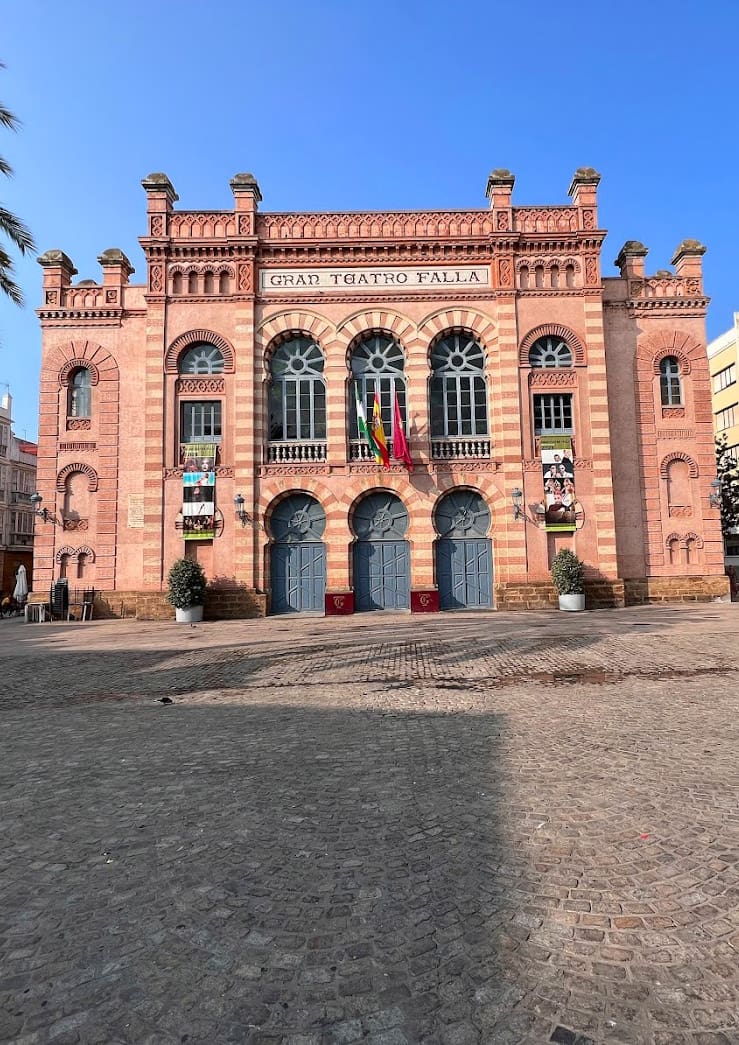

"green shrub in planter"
[166,557,207,609]
[550,548,585,595]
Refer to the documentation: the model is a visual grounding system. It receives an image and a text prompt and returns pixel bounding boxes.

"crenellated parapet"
[613,238,708,315]
[37,248,134,323]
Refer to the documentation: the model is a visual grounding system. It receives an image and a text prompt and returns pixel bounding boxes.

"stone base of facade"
[496,575,730,611]
[623,576,731,605]
[80,588,268,621]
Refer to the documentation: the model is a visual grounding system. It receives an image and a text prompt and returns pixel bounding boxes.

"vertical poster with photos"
[540,436,577,531]
[182,443,217,540]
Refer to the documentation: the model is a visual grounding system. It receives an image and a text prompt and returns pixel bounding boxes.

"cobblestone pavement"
[1,604,738,1045]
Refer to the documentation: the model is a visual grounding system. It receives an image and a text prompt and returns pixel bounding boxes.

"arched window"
[430,332,488,438]
[68,368,92,417]
[59,553,70,579]
[565,264,575,288]
[268,336,326,441]
[519,266,529,289]
[172,272,183,295]
[178,343,225,375]
[204,272,215,295]
[551,265,560,289]
[350,333,406,441]
[77,552,88,580]
[187,272,198,294]
[219,271,230,295]
[659,356,682,406]
[535,265,544,289]
[529,336,573,368]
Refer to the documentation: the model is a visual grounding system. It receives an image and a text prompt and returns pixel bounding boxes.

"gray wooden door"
[269,494,326,614]
[436,538,492,609]
[352,491,410,612]
[434,489,492,610]
[354,540,410,611]
[271,542,326,613]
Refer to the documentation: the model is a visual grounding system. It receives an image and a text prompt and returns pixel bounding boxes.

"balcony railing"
[266,441,327,464]
[349,441,376,462]
[431,438,491,460]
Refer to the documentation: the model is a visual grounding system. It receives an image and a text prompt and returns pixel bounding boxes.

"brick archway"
[660,451,699,479]
[164,329,235,374]
[56,462,99,493]
[519,323,586,366]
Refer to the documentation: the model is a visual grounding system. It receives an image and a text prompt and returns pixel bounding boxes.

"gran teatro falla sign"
[259,265,490,293]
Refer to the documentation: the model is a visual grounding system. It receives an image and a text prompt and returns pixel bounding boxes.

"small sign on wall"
[127,494,144,529]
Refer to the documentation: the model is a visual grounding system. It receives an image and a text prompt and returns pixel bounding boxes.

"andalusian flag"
[372,394,391,469]
[354,384,381,462]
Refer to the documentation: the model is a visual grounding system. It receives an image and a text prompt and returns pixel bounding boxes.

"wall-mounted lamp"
[512,487,524,520]
[234,493,251,527]
[30,492,57,525]
[709,478,722,508]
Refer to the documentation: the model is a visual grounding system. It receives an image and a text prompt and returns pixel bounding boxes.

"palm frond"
[0,207,35,253]
[0,103,19,132]
[0,264,23,306]
[0,155,13,177]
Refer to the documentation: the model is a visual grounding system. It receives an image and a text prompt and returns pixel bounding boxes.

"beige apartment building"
[708,313,739,567]
[0,392,37,596]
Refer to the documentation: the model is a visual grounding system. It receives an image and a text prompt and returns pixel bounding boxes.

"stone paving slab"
[0,604,737,1044]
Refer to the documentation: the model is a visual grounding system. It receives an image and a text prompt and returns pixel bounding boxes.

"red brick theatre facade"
[33,168,728,618]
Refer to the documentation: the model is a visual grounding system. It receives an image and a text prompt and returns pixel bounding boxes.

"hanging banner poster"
[540,436,577,531]
[181,444,217,540]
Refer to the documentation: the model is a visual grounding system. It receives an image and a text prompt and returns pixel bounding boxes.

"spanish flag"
[372,394,391,469]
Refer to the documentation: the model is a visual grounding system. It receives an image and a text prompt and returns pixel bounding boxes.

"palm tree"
[0,62,35,306]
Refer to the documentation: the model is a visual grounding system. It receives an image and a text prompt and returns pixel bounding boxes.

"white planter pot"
[558,593,586,612]
[175,605,203,623]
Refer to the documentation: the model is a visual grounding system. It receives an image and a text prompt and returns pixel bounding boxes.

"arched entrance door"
[352,491,410,611]
[434,490,492,609]
[270,494,326,614]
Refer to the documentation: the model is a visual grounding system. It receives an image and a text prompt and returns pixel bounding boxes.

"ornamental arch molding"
[660,452,699,479]
[519,324,586,366]
[257,310,335,354]
[45,340,118,387]
[651,349,691,375]
[637,330,705,375]
[336,308,415,353]
[55,545,96,564]
[258,478,337,528]
[417,308,497,351]
[683,531,704,548]
[56,462,99,493]
[58,357,101,387]
[165,330,235,374]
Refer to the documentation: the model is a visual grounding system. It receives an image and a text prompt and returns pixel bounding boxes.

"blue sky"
[1,0,738,440]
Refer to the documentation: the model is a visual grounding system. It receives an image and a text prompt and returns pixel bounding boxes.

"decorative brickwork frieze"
[175,377,225,395]
[512,208,578,233]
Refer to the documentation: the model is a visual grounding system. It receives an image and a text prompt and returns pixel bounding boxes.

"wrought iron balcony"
[266,441,327,464]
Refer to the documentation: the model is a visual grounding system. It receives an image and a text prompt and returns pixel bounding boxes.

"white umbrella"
[13,564,28,604]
